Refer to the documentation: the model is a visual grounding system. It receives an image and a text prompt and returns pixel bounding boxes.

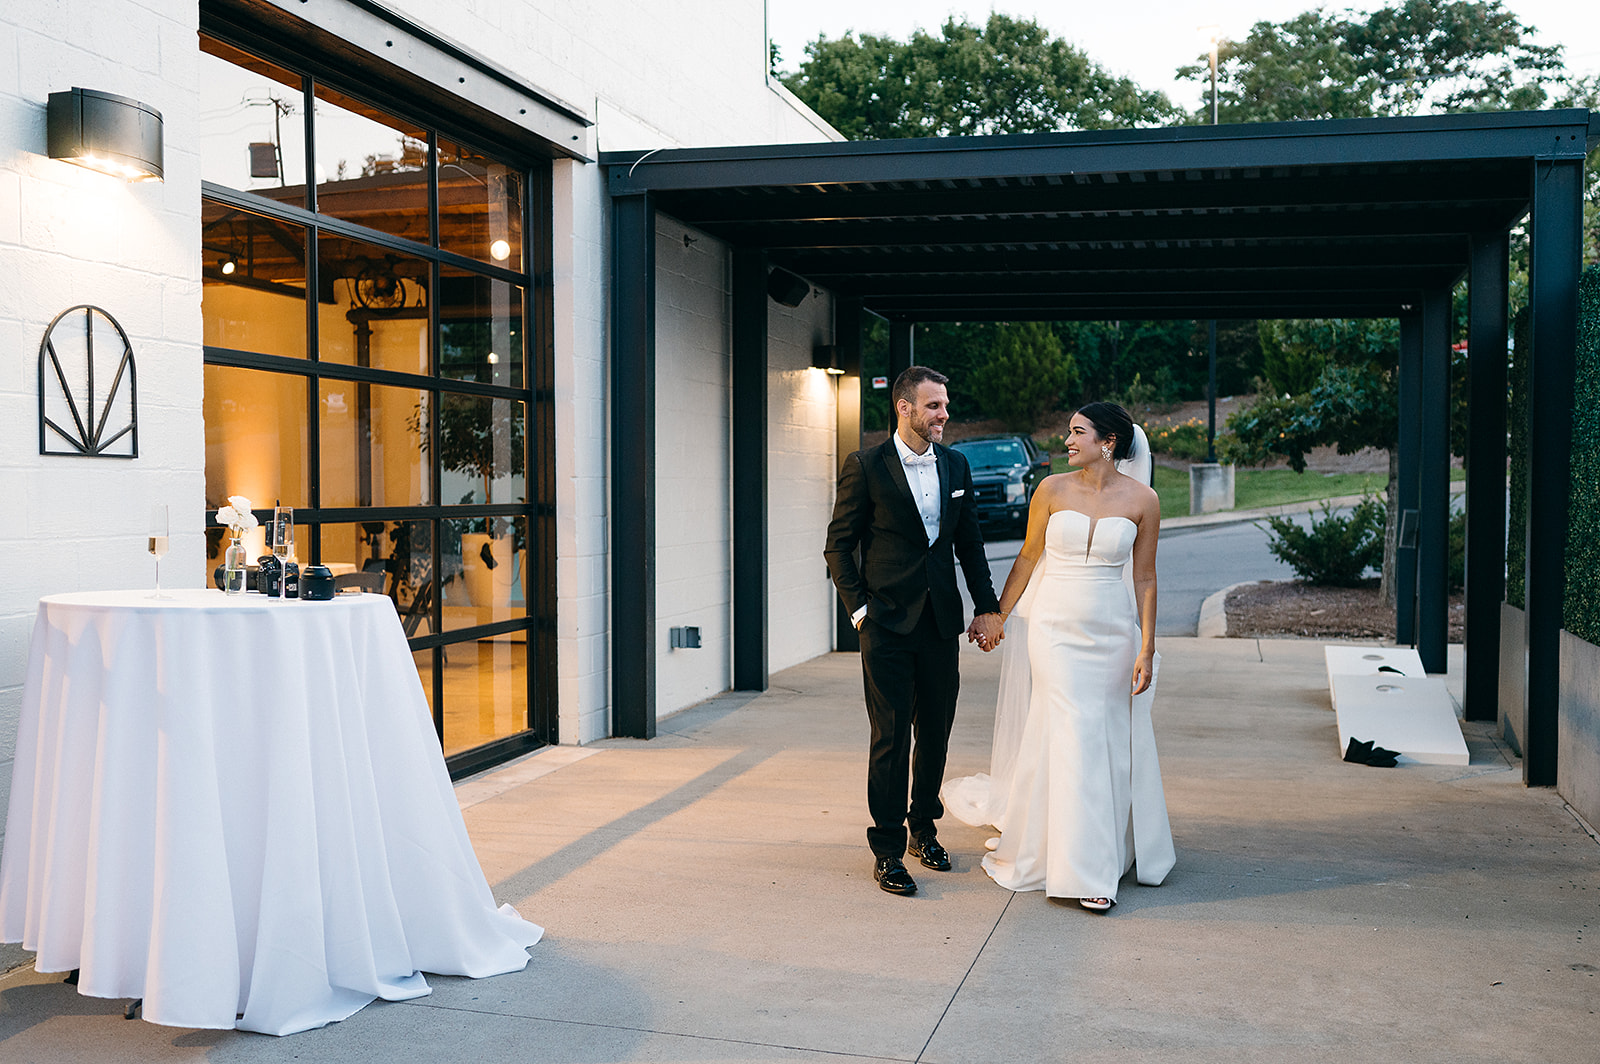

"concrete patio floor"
[3,637,1598,1063]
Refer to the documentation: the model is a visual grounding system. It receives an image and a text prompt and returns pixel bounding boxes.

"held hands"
[967,612,1005,652]
[1131,650,1155,696]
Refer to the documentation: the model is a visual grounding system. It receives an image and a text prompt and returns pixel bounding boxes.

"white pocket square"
[951,489,965,498]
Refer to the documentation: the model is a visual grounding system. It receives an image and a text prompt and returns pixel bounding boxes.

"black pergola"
[603,110,1597,787]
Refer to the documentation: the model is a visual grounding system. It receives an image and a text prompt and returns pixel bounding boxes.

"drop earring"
[1101,444,1113,462]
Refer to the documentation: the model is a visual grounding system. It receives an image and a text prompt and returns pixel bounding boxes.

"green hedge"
[1566,266,1600,643]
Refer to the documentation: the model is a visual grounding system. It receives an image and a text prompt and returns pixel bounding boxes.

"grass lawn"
[1053,458,1463,520]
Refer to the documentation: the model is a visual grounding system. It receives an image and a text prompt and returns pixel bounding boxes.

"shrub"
[1259,496,1385,586]
[1146,417,1215,461]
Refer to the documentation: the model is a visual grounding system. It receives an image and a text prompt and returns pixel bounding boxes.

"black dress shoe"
[907,834,952,871]
[874,856,917,895]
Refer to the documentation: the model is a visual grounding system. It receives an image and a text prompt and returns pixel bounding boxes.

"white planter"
[1559,629,1600,831]
[1188,462,1235,515]
[1498,602,1526,756]
[460,533,519,607]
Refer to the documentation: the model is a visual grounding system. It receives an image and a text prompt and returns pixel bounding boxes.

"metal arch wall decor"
[38,305,139,458]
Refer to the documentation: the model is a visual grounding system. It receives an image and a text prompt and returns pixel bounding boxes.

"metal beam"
[1417,286,1452,674]
[834,297,864,653]
[656,169,1528,225]
[607,110,1591,195]
[778,240,1470,278]
[732,246,769,691]
[833,267,1454,299]
[888,321,913,430]
[1464,230,1509,721]
[1522,157,1584,787]
[1395,310,1421,645]
[872,301,1411,323]
[703,205,1518,250]
[611,191,656,738]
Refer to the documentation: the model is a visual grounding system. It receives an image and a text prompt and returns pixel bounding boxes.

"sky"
[767,0,1600,112]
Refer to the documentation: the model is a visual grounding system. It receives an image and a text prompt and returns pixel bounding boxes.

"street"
[973,516,1297,636]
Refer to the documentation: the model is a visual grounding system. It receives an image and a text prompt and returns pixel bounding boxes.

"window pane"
[197,36,308,209]
[438,139,523,270]
[204,366,309,553]
[311,83,429,244]
[436,394,525,506]
[312,519,395,592]
[203,201,308,359]
[442,516,528,632]
[441,637,527,757]
[317,234,430,375]
[439,266,524,387]
[372,519,438,639]
[319,381,431,508]
[413,648,438,728]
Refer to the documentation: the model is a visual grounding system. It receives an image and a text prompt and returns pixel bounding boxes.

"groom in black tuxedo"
[825,366,1004,895]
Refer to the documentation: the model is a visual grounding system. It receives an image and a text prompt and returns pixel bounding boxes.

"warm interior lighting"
[47,88,164,182]
[486,352,499,364]
[221,258,237,275]
[489,239,511,261]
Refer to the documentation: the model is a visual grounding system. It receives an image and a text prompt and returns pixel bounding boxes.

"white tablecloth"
[0,589,542,1035]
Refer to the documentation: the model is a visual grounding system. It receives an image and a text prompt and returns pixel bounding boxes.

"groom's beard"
[904,412,944,446]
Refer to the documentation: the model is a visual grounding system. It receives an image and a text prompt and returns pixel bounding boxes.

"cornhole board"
[1324,646,1426,701]
[1325,646,1468,766]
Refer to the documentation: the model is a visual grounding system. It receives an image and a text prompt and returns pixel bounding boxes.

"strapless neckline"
[1048,508,1135,563]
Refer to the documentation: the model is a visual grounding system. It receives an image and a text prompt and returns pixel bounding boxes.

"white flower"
[216,496,259,532]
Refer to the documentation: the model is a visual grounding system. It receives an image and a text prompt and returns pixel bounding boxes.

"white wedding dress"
[942,431,1175,901]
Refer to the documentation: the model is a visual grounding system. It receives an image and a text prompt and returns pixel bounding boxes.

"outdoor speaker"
[767,267,810,307]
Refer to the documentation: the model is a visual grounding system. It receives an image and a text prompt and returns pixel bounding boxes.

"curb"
[1198,580,1260,638]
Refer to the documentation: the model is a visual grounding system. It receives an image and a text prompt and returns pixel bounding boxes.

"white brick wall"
[551,159,614,745]
[654,216,732,716]
[382,0,837,151]
[768,291,838,674]
[0,0,205,851]
[0,0,841,792]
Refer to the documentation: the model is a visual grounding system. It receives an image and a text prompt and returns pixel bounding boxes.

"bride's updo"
[1075,402,1137,462]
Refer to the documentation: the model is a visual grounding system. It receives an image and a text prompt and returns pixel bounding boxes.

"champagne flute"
[147,504,170,599]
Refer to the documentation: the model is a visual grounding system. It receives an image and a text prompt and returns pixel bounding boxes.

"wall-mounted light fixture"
[812,344,845,375]
[47,87,164,182]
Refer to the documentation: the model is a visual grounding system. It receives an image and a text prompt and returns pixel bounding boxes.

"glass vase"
[223,533,249,595]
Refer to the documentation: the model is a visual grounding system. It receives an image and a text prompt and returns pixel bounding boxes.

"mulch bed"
[1224,578,1465,641]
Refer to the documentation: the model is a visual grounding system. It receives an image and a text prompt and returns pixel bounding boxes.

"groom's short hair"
[892,365,949,409]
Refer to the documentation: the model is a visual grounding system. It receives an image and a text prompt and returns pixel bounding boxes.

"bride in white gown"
[943,403,1175,910]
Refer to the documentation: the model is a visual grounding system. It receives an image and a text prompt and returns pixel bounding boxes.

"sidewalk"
[4,637,1598,1062]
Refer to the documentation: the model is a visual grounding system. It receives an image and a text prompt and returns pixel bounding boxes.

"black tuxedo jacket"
[824,438,1001,640]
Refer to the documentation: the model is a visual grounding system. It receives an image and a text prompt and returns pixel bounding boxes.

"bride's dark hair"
[1075,402,1137,461]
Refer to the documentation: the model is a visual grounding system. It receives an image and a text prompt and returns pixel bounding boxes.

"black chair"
[334,571,386,594]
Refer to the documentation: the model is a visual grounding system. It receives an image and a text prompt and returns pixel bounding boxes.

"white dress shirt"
[854,433,942,628]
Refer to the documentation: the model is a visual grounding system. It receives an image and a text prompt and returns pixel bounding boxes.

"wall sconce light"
[812,345,845,375]
[47,87,164,181]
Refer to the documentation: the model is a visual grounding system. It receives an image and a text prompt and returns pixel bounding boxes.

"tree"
[1222,318,1470,606]
[1177,0,1565,124]
[968,322,1078,431]
[782,14,1180,141]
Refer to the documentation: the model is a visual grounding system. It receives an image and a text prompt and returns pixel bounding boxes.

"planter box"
[1499,602,1526,756]
[1189,463,1235,515]
[1559,629,1600,830]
